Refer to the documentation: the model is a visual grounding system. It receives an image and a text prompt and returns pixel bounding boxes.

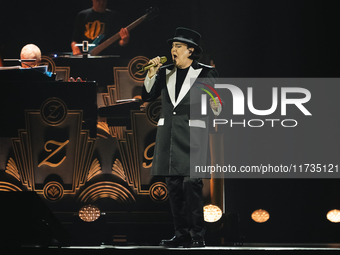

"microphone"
[138,56,167,72]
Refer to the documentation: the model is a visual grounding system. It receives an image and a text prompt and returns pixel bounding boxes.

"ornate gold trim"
[87,158,102,181]
[127,56,149,81]
[0,181,22,192]
[112,158,126,181]
[149,182,168,202]
[38,140,70,167]
[142,142,155,169]
[11,98,96,195]
[43,181,64,202]
[78,181,135,203]
[5,158,20,181]
[97,121,110,135]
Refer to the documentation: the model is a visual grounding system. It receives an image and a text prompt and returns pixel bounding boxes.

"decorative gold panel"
[9,98,95,201]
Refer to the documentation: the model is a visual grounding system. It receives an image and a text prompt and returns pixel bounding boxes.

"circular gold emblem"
[40,98,68,126]
[146,99,162,125]
[43,181,64,202]
[149,182,168,202]
[128,56,149,81]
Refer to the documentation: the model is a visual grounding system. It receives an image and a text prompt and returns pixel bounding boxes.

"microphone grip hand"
[148,56,163,79]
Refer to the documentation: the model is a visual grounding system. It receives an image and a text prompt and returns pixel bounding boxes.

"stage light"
[204,204,223,222]
[251,209,270,223]
[78,204,101,222]
[327,209,340,223]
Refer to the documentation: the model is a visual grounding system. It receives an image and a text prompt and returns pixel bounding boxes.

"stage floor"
[7,243,340,255]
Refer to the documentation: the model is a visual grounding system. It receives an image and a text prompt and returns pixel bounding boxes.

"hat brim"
[167,38,203,53]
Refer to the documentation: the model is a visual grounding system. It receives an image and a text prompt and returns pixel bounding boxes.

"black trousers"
[165,176,205,238]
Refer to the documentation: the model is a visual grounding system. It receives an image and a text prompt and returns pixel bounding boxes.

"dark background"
[2,0,340,244]
[1,0,340,77]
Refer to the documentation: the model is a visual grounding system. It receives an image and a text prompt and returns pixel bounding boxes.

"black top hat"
[167,27,203,53]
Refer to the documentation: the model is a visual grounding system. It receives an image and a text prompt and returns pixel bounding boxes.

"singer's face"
[171,42,194,69]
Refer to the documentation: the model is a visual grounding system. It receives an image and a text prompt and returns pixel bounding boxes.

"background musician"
[20,44,41,68]
[71,0,129,55]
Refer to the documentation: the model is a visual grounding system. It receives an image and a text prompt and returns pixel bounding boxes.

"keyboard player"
[20,44,41,68]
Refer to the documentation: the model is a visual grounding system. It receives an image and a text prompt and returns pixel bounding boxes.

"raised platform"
[6,244,340,255]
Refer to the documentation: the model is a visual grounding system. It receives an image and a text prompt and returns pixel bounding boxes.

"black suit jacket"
[142,61,219,176]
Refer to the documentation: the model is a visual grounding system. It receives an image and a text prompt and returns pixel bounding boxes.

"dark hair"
[187,44,202,61]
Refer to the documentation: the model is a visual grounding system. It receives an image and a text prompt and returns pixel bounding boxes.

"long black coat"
[142,61,219,176]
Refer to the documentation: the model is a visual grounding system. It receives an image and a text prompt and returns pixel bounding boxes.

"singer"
[142,27,221,248]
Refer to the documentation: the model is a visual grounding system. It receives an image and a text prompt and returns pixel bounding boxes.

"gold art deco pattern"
[2,56,168,204]
[97,56,167,201]
[6,97,96,201]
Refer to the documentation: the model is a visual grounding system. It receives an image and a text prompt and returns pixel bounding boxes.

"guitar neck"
[90,13,148,56]
[126,13,148,31]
